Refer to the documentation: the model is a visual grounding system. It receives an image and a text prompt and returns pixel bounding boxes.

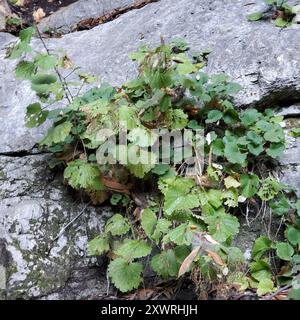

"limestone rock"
[0,154,112,299]
[2,0,300,153]
[38,0,154,34]
[0,0,11,31]
[280,117,300,196]
[0,33,45,154]
[45,0,300,108]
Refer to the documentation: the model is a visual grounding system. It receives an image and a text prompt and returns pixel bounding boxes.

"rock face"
[44,0,300,107]
[39,0,157,34]
[0,154,113,299]
[0,0,300,299]
[2,0,300,153]
[280,117,300,197]
[0,0,11,31]
[0,33,45,154]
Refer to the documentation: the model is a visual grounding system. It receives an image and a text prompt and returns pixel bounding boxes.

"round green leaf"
[276,242,294,261]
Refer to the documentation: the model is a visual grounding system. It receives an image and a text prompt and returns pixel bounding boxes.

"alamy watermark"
[94,121,205,176]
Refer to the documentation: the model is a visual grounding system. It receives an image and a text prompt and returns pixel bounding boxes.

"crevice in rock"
[242,88,300,111]
[283,113,300,119]
[0,149,50,158]
[3,0,160,37]
[43,0,160,36]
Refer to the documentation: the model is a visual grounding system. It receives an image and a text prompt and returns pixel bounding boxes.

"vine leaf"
[206,110,223,124]
[257,279,275,296]
[25,103,48,128]
[87,235,109,256]
[115,240,152,260]
[19,27,35,42]
[127,148,156,178]
[141,208,157,239]
[275,17,289,28]
[250,260,272,282]
[269,195,290,216]
[64,159,104,190]
[224,142,247,165]
[128,127,158,147]
[40,121,72,146]
[264,125,284,143]
[252,236,273,261]
[16,61,36,79]
[241,109,260,126]
[287,227,300,246]
[163,178,199,215]
[276,242,294,261]
[105,214,131,236]
[224,176,240,189]
[266,142,285,158]
[151,219,172,244]
[202,209,240,243]
[108,258,143,292]
[163,223,194,246]
[240,173,259,198]
[151,249,180,278]
[34,54,57,70]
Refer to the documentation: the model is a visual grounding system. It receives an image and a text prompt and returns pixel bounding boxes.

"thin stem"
[50,202,91,244]
[63,67,80,80]
[265,284,292,300]
[35,25,73,103]
[76,80,86,97]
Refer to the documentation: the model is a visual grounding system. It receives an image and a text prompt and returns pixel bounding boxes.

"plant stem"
[35,25,73,103]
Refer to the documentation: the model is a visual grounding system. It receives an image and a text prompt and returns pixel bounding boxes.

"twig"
[265,284,292,300]
[76,80,86,97]
[244,203,251,227]
[106,270,110,296]
[63,67,80,80]
[50,202,91,244]
[208,145,213,167]
[35,25,73,103]
[275,216,285,238]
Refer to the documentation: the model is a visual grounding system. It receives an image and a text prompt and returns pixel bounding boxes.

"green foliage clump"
[247,0,298,28]
[250,199,300,298]
[9,30,300,299]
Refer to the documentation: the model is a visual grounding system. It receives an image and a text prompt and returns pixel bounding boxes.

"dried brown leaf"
[33,8,45,23]
[178,246,201,278]
[102,177,132,194]
[205,249,224,266]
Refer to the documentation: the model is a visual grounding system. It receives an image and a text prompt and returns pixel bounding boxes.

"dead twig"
[50,202,91,245]
[265,284,292,300]
[35,25,73,103]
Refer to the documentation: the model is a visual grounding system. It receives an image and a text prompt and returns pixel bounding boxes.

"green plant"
[247,0,297,28]
[9,28,300,298]
[289,127,300,137]
[250,199,300,298]
[5,17,22,27]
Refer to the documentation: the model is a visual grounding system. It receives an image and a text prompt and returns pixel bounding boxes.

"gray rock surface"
[277,103,300,117]
[0,0,11,31]
[0,154,112,299]
[280,118,300,196]
[0,34,47,154]
[39,0,155,34]
[45,0,300,108]
[0,0,300,300]
[0,12,5,31]
[2,0,300,153]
